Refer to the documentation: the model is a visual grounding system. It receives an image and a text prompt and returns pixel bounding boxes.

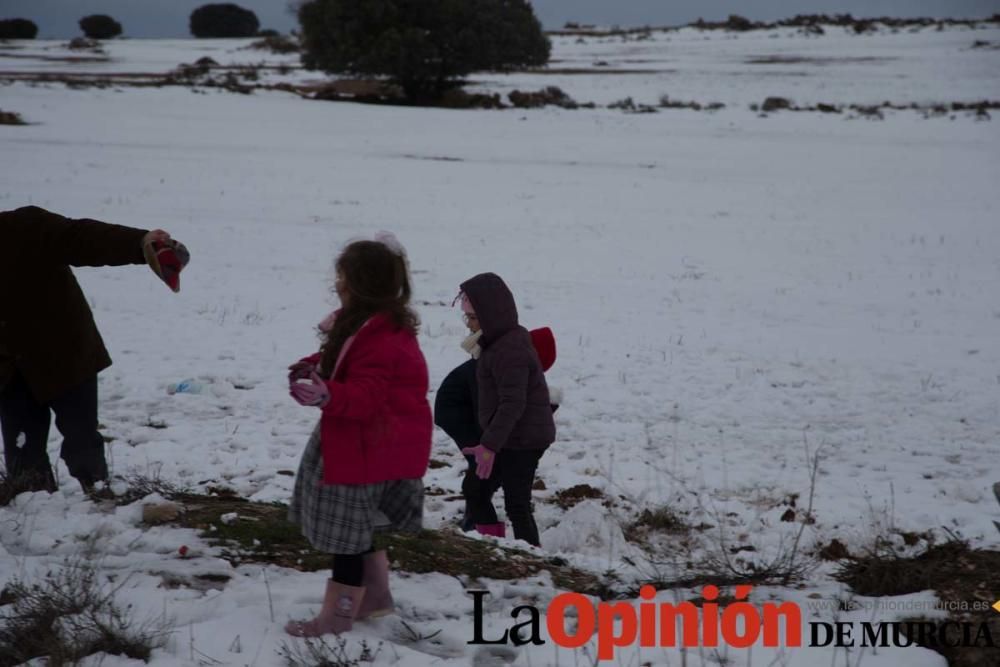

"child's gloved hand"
[290,372,330,408]
[461,444,496,479]
[287,360,315,383]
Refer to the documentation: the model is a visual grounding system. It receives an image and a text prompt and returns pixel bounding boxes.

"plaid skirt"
[288,422,424,554]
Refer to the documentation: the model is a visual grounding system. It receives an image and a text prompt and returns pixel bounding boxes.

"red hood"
[529,327,556,372]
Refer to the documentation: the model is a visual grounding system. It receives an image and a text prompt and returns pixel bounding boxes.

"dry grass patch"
[838,539,1000,667]
[166,492,617,597]
[0,109,26,125]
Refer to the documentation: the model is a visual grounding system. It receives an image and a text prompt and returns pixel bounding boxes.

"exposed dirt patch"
[0,109,26,125]
[402,154,464,162]
[549,483,606,509]
[690,14,998,33]
[0,52,110,63]
[751,98,998,119]
[838,540,1000,667]
[623,506,692,546]
[746,55,897,65]
[167,492,617,598]
[529,67,675,76]
[816,538,851,561]
[509,86,578,109]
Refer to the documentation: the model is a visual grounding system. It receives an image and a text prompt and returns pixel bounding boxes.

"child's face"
[464,312,481,333]
[335,270,350,306]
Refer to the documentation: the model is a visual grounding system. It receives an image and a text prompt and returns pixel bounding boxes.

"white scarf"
[460,330,483,359]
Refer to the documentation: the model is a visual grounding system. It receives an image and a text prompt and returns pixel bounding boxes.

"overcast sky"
[3,0,998,39]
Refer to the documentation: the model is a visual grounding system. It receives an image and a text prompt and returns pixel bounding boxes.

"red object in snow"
[178,545,189,557]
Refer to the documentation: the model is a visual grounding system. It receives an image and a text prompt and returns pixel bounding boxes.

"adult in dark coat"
[452,273,556,546]
[0,206,188,493]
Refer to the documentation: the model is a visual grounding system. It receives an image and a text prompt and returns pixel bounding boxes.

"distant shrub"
[0,18,38,39]
[726,14,754,31]
[297,0,550,102]
[439,89,505,109]
[761,96,792,111]
[79,14,123,39]
[509,86,578,109]
[249,34,299,53]
[67,37,103,51]
[190,3,260,38]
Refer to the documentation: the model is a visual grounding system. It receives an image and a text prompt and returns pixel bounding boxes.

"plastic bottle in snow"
[167,379,205,395]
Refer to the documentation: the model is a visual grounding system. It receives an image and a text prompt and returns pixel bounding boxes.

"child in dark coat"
[435,273,556,546]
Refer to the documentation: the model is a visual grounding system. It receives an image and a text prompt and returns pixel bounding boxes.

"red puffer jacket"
[299,313,432,485]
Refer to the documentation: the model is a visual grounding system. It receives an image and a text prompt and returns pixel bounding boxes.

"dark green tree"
[79,15,123,39]
[298,0,550,101]
[0,18,39,40]
[190,4,260,38]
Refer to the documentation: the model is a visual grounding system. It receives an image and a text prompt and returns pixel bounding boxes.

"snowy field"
[1,21,1000,667]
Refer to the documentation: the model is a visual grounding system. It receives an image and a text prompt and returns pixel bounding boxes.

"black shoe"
[459,503,476,532]
[0,468,57,505]
[78,473,113,499]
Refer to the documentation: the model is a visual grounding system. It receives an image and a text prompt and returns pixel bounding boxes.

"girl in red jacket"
[285,234,432,637]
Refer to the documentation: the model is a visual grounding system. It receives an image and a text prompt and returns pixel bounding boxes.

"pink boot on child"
[475,523,506,538]
[356,550,394,619]
[285,579,366,637]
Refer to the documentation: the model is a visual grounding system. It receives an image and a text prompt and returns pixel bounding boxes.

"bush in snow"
[249,33,300,54]
[67,37,103,50]
[297,0,550,102]
[0,18,38,39]
[0,557,171,664]
[79,14,123,39]
[189,3,260,38]
[0,109,27,127]
[508,86,578,109]
[726,14,755,31]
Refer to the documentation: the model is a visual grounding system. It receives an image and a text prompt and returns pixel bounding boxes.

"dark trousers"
[0,372,107,491]
[466,448,544,546]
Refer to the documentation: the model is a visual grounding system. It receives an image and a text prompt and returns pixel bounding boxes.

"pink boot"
[285,579,366,637]
[475,523,506,538]
[357,550,394,619]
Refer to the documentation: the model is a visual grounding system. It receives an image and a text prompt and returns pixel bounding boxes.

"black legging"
[331,547,373,586]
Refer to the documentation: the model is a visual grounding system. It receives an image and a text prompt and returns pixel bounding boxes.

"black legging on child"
[466,448,544,546]
[331,547,373,586]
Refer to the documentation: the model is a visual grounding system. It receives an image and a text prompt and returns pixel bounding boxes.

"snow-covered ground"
[1,21,999,667]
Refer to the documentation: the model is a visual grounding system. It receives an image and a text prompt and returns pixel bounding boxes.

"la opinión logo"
[469,584,802,660]
[468,585,999,660]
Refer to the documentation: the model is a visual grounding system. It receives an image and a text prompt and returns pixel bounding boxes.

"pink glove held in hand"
[287,360,315,382]
[290,372,330,407]
[461,444,496,479]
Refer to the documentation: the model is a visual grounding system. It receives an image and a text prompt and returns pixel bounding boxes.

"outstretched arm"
[18,206,152,267]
